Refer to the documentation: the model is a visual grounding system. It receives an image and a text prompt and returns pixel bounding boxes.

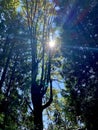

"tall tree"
[0,0,58,129]
[20,0,56,129]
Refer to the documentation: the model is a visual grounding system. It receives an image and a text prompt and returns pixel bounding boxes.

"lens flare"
[49,40,55,48]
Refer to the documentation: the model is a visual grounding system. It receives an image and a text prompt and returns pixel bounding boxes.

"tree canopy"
[0,0,98,130]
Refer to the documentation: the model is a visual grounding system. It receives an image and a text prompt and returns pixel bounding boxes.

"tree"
[54,0,98,129]
[19,0,57,129]
[0,0,34,129]
[0,0,58,129]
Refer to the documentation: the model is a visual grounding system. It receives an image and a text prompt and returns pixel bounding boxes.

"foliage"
[54,0,98,129]
[0,0,57,129]
[0,0,33,129]
[1,0,97,130]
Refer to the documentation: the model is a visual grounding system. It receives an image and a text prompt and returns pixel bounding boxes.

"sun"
[49,40,55,48]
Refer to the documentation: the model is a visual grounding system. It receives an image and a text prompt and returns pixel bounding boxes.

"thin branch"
[40,6,46,83]
[32,0,38,25]
[25,97,34,113]
[0,42,14,90]
[25,0,31,32]
[42,79,53,110]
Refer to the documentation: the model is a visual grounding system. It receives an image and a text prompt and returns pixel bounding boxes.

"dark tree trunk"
[34,106,43,130]
[31,81,53,130]
[31,85,43,130]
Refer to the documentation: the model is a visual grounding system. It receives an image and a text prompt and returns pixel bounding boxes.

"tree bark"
[31,90,43,130]
[31,80,53,130]
[33,106,43,130]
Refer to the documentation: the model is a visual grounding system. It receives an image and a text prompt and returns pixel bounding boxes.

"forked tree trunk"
[31,81,53,130]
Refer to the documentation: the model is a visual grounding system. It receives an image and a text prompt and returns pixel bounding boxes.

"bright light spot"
[49,40,55,48]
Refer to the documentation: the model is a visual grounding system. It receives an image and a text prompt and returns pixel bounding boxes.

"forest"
[0,0,98,130]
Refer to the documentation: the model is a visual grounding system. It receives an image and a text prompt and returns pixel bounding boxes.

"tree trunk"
[31,80,53,130]
[34,106,43,130]
[31,87,43,130]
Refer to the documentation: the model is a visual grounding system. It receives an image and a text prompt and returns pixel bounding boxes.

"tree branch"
[42,79,53,110]
[0,41,14,90]
[25,97,34,113]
